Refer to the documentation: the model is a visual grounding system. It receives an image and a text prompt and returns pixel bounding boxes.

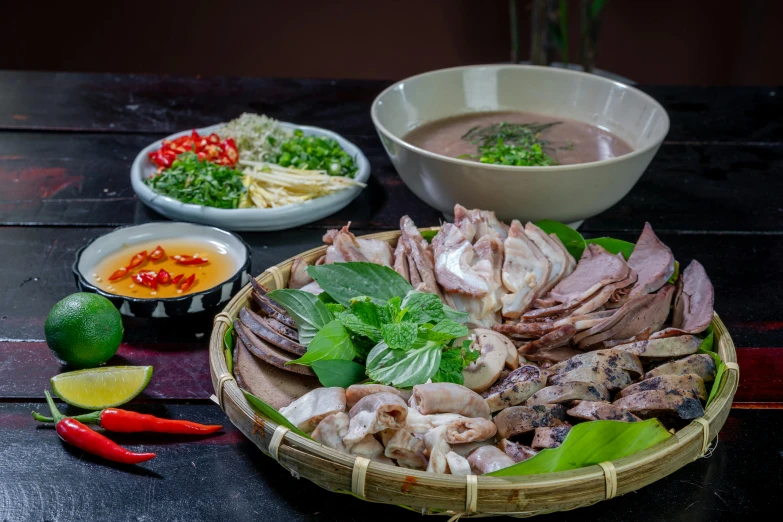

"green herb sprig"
[459,121,560,167]
[271,130,358,177]
[144,152,245,209]
[268,262,477,388]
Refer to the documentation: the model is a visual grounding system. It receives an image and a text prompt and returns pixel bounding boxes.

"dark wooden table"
[0,72,781,521]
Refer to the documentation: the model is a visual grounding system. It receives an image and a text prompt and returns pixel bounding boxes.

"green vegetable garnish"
[458,121,559,167]
[270,130,358,177]
[144,152,245,209]
[268,262,477,388]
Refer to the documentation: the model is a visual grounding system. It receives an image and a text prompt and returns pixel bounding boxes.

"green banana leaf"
[243,390,311,439]
[488,419,671,476]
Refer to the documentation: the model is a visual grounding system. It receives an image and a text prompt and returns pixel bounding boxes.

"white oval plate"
[131,122,370,231]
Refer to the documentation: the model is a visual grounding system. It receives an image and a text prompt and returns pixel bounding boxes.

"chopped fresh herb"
[458,121,560,167]
[270,129,358,178]
[144,152,245,209]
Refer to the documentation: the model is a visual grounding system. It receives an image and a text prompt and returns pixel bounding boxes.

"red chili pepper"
[172,254,208,266]
[33,407,223,435]
[127,250,147,269]
[149,245,166,261]
[132,271,158,290]
[43,391,156,465]
[108,267,129,281]
[157,269,171,285]
[147,130,238,169]
[171,274,184,285]
[179,274,196,292]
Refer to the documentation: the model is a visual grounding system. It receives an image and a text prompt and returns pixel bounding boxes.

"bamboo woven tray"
[208,230,739,518]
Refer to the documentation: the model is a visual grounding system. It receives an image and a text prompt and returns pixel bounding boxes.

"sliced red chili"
[108,267,128,281]
[179,274,196,292]
[172,254,208,266]
[127,250,148,269]
[157,269,171,285]
[132,271,158,290]
[149,245,166,261]
[171,274,184,285]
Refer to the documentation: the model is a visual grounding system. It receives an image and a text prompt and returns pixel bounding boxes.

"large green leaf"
[242,390,310,439]
[488,419,671,476]
[535,220,586,259]
[366,341,442,388]
[288,320,355,366]
[223,323,234,374]
[267,289,334,346]
[696,325,726,406]
[311,359,367,388]
[585,237,636,260]
[307,262,412,307]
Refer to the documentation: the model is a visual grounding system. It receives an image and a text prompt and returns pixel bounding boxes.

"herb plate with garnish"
[131,123,370,231]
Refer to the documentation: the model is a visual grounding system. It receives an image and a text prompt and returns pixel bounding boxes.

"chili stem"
[44,390,64,423]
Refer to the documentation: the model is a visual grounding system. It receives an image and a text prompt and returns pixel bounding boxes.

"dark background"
[2,0,780,84]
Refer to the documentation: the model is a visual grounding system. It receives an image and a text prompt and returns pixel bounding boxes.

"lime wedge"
[50,366,153,409]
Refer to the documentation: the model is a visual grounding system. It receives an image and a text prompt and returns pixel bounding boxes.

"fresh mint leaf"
[402,291,445,324]
[267,289,334,346]
[432,319,469,339]
[431,348,466,385]
[311,360,367,388]
[366,341,442,387]
[351,334,377,361]
[349,297,382,327]
[307,262,412,307]
[382,322,418,351]
[443,304,469,324]
[386,296,405,323]
[325,303,347,314]
[337,310,382,343]
[288,320,355,366]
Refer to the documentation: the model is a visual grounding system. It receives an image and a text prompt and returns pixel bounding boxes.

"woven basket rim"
[208,229,739,514]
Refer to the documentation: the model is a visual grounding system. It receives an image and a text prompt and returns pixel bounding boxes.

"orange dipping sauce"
[91,240,235,298]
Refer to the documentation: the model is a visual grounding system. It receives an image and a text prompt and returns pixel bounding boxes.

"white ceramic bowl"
[73,222,251,318]
[131,123,370,231]
[371,65,669,227]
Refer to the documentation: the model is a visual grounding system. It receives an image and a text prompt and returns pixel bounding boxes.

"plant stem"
[531,0,549,65]
[559,0,569,64]
[44,390,64,423]
[509,0,520,63]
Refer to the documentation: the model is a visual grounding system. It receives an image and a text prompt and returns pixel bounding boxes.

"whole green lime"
[44,293,124,368]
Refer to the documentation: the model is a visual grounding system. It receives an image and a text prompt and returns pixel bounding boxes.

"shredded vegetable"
[218,113,291,162]
[238,160,366,209]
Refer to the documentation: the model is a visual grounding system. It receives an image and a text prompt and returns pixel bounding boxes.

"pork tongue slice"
[627,222,676,298]
[546,244,630,308]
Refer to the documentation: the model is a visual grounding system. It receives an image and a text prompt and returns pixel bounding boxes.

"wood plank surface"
[1,132,782,232]
[1,404,780,521]
[1,72,781,143]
